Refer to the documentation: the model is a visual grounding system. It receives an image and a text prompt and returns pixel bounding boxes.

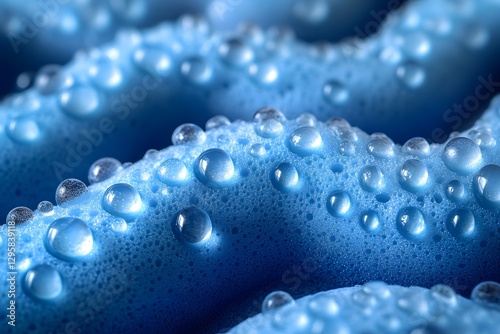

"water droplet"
[174,207,212,244]
[172,123,206,146]
[248,61,279,85]
[295,114,317,127]
[471,281,500,310]
[446,180,466,202]
[473,164,500,209]
[102,183,142,219]
[6,116,42,144]
[6,207,34,225]
[399,159,429,192]
[359,165,385,192]
[178,14,210,35]
[196,149,235,186]
[398,32,431,58]
[288,126,322,156]
[131,170,151,182]
[469,127,496,149]
[262,291,295,314]
[219,38,254,66]
[37,201,54,215]
[360,210,380,232]
[397,207,426,238]
[430,285,457,305]
[250,144,268,157]
[367,136,395,159]
[272,163,300,192]
[181,57,213,84]
[253,107,286,123]
[323,80,349,105]
[35,64,74,95]
[144,149,159,160]
[88,58,123,89]
[252,107,285,138]
[442,137,482,175]
[396,61,426,88]
[45,217,94,260]
[55,179,88,206]
[327,191,351,217]
[205,115,231,130]
[132,46,171,76]
[158,158,188,186]
[446,208,475,238]
[402,137,431,157]
[105,216,128,232]
[24,265,63,301]
[59,86,101,118]
[307,293,339,317]
[292,0,329,23]
[88,158,122,184]
[339,140,355,156]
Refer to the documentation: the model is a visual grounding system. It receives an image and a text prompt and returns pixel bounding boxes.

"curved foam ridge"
[2,0,500,218]
[1,103,500,333]
[227,281,500,334]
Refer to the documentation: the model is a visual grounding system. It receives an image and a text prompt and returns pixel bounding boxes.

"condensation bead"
[445,180,465,202]
[102,183,142,219]
[272,307,309,331]
[6,206,34,225]
[339,140,355,156]
[45,217,94,260]
[88,157,123,184]
[37,201,54,215]
[157,158,188,186]
[6,116,42,144]
[367,136,395,159]
[144,149,159,160]
[172,123,206,146]
[253,107,286,123]
[55,179,88,206]
[402,137,431,157]
[132,46,171,76]
[399,159,429,192]
[288,126,323,156]
[249,144,268,158]
[471,281,500,310]
[35,64,74,95]
[446,208,475,238]
[327,190,351,217]
[181,57,213,84]
[396,207,426,238]
[174,207,212,244]
[271,163,300,192]
[88,58,123,89]
[205,115,231,130]
[196,149,235,186]
[473,164,500,209]
[295,114,317,127]
[359,165,385,192]
[360,210,380,232]
[430,285,457,305]
[262,291,295,314]
[307,293,339,317]
[442,137,482,175]
[323,80,349,105]
[58,86,101,118]
[253,107,286,138]
[24,265,63,301]
[219,38,254,66]
[248,61,279,85]
[396,61,426,88]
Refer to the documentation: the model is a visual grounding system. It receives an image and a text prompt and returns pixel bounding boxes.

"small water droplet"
[446,208,475,238]
[174,207,212,244]
[205,115,231,130]
[250,143,268,157]
[398,32,431,58]
[88,58,123,89]
[102,183,142,219]
[35,64,74,95]
[288,126,323,156]
[59,86,101,118]
[88,158,122,184]
[471,281,500,310]
[105,216,128,232]
[55,179,88,206]
[181,57,213,84]
[307,293,339,317]
[271,163,300,192]
[6,207,34,225]
[157,158,188,186]
[396,61,426,88]
[37,201,54,215]
[442,137,482,175]
[172,123,206,146]
[397,207,426,238]
[323,80,349,105]
[195,149,235,186]
[402,137,431,157]
[473,164,500,209]
[430,285,457,305]
[219,38,254,66]
[45,217,94,260]
[367,136,395,159]
[253,108,285,138]
[24,265,63,301]
[359,165,385,192]
[399,159,429,192]
[248,61,279,85]
[468,127,496,149]
[360,210,380,232]
[132,46,171,76]
[327,190,351,217]
[6,116,42,144]
[262,291,295,314]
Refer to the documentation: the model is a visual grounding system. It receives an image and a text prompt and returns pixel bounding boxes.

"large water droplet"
[272,163,300,192]
[196,149,235,186]
[219,38,254,66]
[6,207,34,225]
[88,157,123,184]
[323,80,349,105]
[172,123,206,146]
[360,210,380,232]
[359,165,385,192]
[288,126,322,156]
[445,180,466,203]
[471,281,500,310]
[35,64,74,95]
[55,179,88,206]
[59,86,101,118]
[6,116,42,144]
[396,61,426,88]
[174,207,212,244]
[181,57,213,84]
[473,164,500,209]
[24,265,63,301]
[158,158,188,186]
[327,191,351,217]
[248,61,279,85]
[367,136,395,159]
[397,207,426,238]
[102,183,142,219]
[45,217,94,260]
[399,159,429,192]
[442,137,482,175]
[132,46,171,76]
[446,208,475,238]
[88,58,123,89]
[402,137,431,157]
[262,291,295,314]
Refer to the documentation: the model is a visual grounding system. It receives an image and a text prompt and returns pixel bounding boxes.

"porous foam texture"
[2,0,500,219]
[1,102,499,333]
[227,282,500,334]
